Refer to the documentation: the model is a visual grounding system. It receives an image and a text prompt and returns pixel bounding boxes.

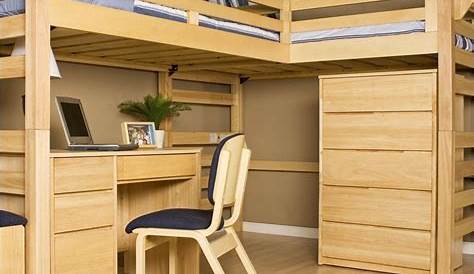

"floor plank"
[200,232,474,274]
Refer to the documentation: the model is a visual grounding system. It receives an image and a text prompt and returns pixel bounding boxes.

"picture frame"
[121,122,157,148]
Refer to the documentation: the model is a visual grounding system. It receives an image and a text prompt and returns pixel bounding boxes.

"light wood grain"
[322,150,432,190]
[292,8,425,33]
[322,73,435,113]
[0,56,25,79]
[201,232,474,274]
[291,32,438,63]
[173,89,234,106]
[291,0,385,10]
[0,14,25,39]
[322,185,432,230]
[54,157,114,194]
[0,130,26,153]
[0,155,25,195]
[117,154,196,181]
[54,191,115,233]
[54,227,116,274]
[321,221,431,270]
[322,112,433,151]
[146,0,283,32]
[0,225,25,274]
[49,0,288,63]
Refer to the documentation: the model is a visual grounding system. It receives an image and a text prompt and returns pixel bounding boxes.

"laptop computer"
[56,96,138,151]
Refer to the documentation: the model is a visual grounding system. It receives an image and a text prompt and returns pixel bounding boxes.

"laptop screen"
[60,102,89,137]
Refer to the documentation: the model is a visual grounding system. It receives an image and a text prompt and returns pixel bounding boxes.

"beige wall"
[0,62,157,148]
[242,78,319,228]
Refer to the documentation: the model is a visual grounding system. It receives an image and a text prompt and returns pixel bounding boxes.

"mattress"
[134,0,280,41]
[0,0,133,17]
[291,21,426,44]
[0,0,24,17]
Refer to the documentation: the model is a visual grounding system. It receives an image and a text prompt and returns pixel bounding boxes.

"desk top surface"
[50,147,202,158]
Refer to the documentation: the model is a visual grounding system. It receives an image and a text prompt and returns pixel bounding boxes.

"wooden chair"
[126,134,256,274]
[0,210,27,274]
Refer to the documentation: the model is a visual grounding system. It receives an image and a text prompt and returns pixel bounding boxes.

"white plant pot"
[155,130,165,149]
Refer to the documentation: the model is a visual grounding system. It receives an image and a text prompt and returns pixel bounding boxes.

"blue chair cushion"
[125,208,224,234]
[0,210,27,227]
[208,133,242,205]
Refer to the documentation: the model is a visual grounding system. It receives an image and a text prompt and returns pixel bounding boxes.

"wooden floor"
[200,232,474,274]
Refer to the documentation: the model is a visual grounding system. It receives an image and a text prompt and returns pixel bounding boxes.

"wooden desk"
[49,148,202,274]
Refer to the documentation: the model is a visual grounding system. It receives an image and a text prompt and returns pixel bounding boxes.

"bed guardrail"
[290,0,438,34]
[146,0,288,42]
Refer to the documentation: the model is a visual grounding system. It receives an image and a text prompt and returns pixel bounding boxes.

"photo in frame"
[121,122,157,148]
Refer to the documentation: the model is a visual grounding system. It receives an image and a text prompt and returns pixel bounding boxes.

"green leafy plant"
[118,95,191,129]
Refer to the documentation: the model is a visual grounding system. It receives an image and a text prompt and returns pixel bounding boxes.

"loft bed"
[2,0,470,80]
[1,0,474,274]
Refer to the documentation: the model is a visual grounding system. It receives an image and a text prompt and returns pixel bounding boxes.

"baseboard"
[243,222,474,255]
[464,242,474,255]
[242,222,318,239]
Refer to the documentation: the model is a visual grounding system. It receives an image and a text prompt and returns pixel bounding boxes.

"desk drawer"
[54,157,114,194]
[54,190,115,233]
[54,227,115,274]
[321,221,431,270]
[321,186,431,230]
[117,154,196,181]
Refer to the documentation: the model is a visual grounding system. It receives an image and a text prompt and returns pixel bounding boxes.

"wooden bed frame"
[0,0,473,273]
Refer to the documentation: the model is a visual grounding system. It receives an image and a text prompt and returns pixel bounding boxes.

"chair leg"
[169,238,178,274]
[227,228,256,274]
[136,234,147,274]
[196,235,225,274]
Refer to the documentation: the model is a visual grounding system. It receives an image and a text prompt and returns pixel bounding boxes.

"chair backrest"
[208,133,246,206]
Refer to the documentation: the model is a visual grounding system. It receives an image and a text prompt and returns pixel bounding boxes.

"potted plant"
[118,94,191,148]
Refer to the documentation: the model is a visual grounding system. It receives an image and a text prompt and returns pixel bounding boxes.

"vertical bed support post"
[280,0,291,44]
[425,0,438,32]
[158,71,173,147]
[437,0,457,273]
[25,0,51,273]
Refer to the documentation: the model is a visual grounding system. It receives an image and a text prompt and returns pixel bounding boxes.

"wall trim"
[464,242,474,255]
[243,222,318,239]
[243,222,474,255]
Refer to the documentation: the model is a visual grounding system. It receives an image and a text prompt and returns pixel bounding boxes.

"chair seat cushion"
[0,210,27,227]
[125,208,223,234]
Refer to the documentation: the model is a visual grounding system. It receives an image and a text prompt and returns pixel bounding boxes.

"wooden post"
[25,0,51,274]
[425,0,438,32]
[158,72,173,147]
[25,0,51,273]
[280,0,291,44]
[437,0,456,273]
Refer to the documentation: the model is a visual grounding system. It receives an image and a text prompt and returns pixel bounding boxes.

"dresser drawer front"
[322,112,433,151]
[117,154,196,181]
[322,73,435,113]
[321,186,431,230]
[322,150,432,190]
[54,227,115,274]
[54,157,115,194]
[321,221,431,270]
[54,191,115,233]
